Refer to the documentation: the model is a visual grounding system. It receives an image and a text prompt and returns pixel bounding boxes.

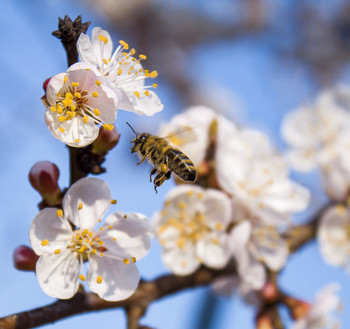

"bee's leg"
[153,171,166,193]
[136,155,148,166]
[149,167,157,182]
[165,171,172,180]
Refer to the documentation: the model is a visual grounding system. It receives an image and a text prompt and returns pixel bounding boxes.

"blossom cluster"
[42,27,163,147]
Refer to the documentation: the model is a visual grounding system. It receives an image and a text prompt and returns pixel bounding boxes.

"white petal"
[87,254,139,301]
[91,27,113,66]
[103,212,153,260]
[124,89,163,116]
[196,232,230,269]
[229,221,251,253]
[162,243,200,275]
[36,251,79,299]
[46,73,67,106]
[204,189,232,229]
[29,208,72,255]
[63,177,111,229]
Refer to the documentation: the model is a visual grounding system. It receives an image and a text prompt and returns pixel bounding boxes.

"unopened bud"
[283,295,311,320]
[13,245,39,271]
[91,126,120,155]
[42,77,52,92]
[29,161,62,206]
[256,313,274,329]
[261,281,279,303]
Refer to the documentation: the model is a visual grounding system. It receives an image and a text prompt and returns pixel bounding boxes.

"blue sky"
[0,1,349,328]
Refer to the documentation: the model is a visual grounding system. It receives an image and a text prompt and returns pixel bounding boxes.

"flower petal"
[29,208,72,255]
[63,177,111,229]
[103,212,153,260]
[87,254,139,301]
[36,251,79,299]
[124,89,163,116]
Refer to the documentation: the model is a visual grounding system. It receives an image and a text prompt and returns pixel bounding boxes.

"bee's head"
[127,122,150,153]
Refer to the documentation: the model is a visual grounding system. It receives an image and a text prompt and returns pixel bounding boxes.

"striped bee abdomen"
[165,148,197,182]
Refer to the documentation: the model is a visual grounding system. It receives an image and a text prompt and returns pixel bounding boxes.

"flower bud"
[283,295,311,320]
[29,161,62,206]
[13,245,39,271]
[261,281,279,303]
[256,312,274,329]
[42,77,51,92]
[91,126,120,155]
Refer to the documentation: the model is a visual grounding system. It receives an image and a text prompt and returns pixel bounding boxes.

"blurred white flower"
[217,129,310,227]
[291,284,341,329]
[30,177,152,301]
[158,105,237,167]
[77,27,163,116]
[318,204,350,271]
[44,62,117,147]
[153,185,232,275]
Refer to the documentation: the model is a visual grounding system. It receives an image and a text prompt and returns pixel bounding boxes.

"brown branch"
[0,266,235,329]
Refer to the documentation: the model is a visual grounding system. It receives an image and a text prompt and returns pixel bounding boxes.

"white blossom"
[153,185,232,275]
[77,27,163,116]
[318,204,350,271]
[291,284,341,329]
[44,62,118,147]
[29,177,152,301]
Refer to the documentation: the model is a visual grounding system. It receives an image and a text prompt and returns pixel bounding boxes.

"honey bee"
[127,123,197,192]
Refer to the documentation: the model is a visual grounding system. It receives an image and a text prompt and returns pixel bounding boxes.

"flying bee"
[127,122,197,192]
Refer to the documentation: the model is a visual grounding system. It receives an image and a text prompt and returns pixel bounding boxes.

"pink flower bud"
[42,77,51,92]
[29,161,62,206]
[261,281,279,303]
[283,295,311,320]
[13,245,39,271]
[91,126,120,155]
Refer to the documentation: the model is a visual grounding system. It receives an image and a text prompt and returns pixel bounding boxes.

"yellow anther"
[123,214,127,219]
[118,68,122,76]
[150,70,158,78]
[71,82,79,88]
[103,124,114,131]
[92,91,99,97]
[336,204,346,215]
[41,239,49,246]
[211,238,219,245]
[128,48,136,56]
[108,226,113,230]
[74,91,81,98]
[95,80,101,86]
[99,241,104,246]
[215,222,223,230]
[100,253,104,257]
[65,92,73,99]
[144,90,150,96]
[70,104,77,111]
[165,200,171,207]
[56,92,60,97]
[78,246,86,253]
[83,116,89,124]
[56,209,63,217]
[62,99,68,108]
[54,249,61,254]
[92,249,97,254]
[258,202,264,208]
[177,238,186,249]
[113,238,117,241]
[98,34,108,44]
[59,127,65,133]
[134,91,140,98]
[100,227,103,231]
[50,106,56,112]
[102,58,108,65]
[161,164,167,173]
[66,111,75,119]
[93,108,100,116]
[123,258,130,265]
[152,83,158,88]
[197,192,204,199]
[139,54,147,60]
[131,257,136,263]
[57,106,63,114]
[79,274,86,281]
[98,219,102,222]
[186,190,193,197]
[110,199,117,204]
[78,202,83,210]
[58,116,66,122]
[119,40,129,50]
[63,76,68,83]
[96,276,103,284]
[180,261,187,267]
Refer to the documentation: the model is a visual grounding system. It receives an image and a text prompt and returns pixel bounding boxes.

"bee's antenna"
[126,122,138,137]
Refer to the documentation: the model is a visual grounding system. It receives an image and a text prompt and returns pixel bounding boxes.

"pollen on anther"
[131,257,136,263]
[63,76,68,83]
[144,90,150,96]
[74,139,81,143]
[118,68,122,76]
[123,258,130,265]
[58,116,66,122]
[92,91,99,97]
[73,92,81,99]
[96,276,103,284]
[150,71,158,78]
[79,274,86,281]
[98,35,108,44]
[152,83,158,88]
[78,202,83,210]
[123,214,127,219]
[113,237,117,241]
[59,127,65,133]
[94,108,100,116]
[108,225,113,229]
[134,91,140,98]
[83,116,89,124]
[110,199,117,204]
[100,253,104,257]
[50,106,56,112]
[102,58,108,65]
[98,219,102,222]
[71,82,79,88]
[139,54,147,60]
[100,227,103,231]
[103,124,114,131]
[41,239,49,246]
[95,80,101,86]
[70,104,77,111]
[56,209,63,217]
[54,249,61,254]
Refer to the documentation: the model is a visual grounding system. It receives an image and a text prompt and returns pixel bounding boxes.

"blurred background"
[1,0,350,328]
